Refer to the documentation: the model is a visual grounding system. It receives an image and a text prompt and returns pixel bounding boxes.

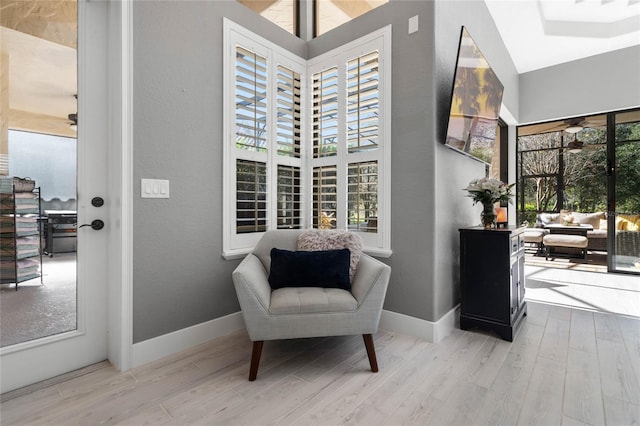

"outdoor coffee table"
[544,223,593,236]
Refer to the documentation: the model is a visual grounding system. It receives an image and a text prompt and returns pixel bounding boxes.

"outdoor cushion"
[537,213,561,226]
[572,212,605,229]
[618,214,640,231]
[587,229,607,239]
[543,234,588,249]
[523,228,547,243]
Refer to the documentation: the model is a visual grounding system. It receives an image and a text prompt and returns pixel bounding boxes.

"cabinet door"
[509,249,526,321]
[518,254,526,308]
[510,255,519,321]
[461,232,511,324]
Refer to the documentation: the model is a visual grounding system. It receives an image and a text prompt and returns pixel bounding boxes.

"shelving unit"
[1,181,43,290]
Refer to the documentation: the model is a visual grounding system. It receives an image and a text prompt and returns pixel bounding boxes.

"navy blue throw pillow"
[268,248,351,290]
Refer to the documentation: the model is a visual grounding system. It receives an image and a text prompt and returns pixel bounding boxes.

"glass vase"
[481,203,497,229]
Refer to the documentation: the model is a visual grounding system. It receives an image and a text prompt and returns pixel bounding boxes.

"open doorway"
[516,109,640,275]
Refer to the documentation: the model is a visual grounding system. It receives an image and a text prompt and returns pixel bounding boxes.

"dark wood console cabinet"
[459,226,527,341]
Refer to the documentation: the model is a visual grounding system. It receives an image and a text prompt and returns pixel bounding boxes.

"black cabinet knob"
[91,197,105,207]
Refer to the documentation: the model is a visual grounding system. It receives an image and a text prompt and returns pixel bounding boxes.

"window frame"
[307,26,391,255]
[313,0,390,37]
[223,19,391,259]
[224,19,307,258]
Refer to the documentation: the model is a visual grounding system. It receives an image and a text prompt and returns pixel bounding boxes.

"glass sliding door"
[610,110,640,274]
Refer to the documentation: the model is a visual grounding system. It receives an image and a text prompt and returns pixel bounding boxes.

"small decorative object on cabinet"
[459,226,527,341]
[464,177,515,229]
[0,178,43,290]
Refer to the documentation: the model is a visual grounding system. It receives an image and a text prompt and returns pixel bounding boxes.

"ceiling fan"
[565,138,586,153]
[68,113,77,131]
[66,95,78,132]
[561,134,602,153]
[562,116,604,134]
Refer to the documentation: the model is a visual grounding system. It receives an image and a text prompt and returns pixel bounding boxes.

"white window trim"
[307,25,391,254]
[223,19,306,259]
[223,19,392,259]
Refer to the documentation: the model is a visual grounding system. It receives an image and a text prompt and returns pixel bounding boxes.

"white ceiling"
[4,27,77,122]
[485,0,640,73]
[3,0,639,138]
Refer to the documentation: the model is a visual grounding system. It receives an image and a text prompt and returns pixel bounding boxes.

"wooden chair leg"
[363,334,379,373]
[249,341,264,381]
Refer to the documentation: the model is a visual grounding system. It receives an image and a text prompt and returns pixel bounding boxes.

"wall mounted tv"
[444,26,504,164]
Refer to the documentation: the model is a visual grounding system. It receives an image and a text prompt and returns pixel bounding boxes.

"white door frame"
[0,0,133,393]
[105,0,134,374]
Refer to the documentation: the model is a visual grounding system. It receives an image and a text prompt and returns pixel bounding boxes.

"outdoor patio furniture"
[543,234,588,260]
[523,228,547,254]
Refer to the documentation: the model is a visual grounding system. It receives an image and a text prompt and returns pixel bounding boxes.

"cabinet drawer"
[510,235,520,255]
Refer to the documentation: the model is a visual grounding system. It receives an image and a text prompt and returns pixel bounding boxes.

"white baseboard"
[130,306,460,368]
[131,311,245,368]
[379,305,459,343]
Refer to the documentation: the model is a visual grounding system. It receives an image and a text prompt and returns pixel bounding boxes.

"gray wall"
[432,1,519,321]
[132,1,305,342]
[131,0,519,342]
[312,0,518,323]
[308,0,442,321]
[519,45,640,124]
[131,0,640,342]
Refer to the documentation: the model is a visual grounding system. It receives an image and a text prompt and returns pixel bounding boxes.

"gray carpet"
[1,253,77,347]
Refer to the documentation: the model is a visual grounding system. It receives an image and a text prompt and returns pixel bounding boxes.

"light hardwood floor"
[1,301,639,425]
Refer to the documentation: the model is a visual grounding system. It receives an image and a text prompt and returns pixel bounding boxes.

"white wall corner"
[380,305,459,343]
[131,312,246,368]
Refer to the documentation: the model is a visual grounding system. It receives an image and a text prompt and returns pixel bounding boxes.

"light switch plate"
[141,179,170,199]
[408,15,419,34]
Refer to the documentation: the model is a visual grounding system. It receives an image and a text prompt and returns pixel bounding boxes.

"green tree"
[562,128,607,212]
[518,130,605,214]
[519,132,560,212]
[615,121,640,213]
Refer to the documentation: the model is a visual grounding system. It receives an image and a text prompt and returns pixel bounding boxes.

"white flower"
[464,177,514,205]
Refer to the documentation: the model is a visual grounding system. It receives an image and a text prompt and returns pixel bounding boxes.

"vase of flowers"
[480,203,497,229]
[464,177,515,229]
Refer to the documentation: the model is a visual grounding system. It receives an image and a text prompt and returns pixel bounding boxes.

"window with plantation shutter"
[348,161,378,232]
[312,67,339,158]
[277,165,301,228]
[276,66,302,158]
[236,160,267,233]
[308,27,390,255]
[312,165,338,229]
[235,47,267,152]
[225,20,306,256]
[347,52,379,153]
[224,20,390,257]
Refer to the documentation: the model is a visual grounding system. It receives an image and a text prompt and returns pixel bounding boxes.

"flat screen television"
[444,27,504,164]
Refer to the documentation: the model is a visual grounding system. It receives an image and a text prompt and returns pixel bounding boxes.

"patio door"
[609,110,640,274]
[0,0,111,393]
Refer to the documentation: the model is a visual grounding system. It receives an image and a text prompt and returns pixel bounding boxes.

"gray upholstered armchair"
[232,229,391,381]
